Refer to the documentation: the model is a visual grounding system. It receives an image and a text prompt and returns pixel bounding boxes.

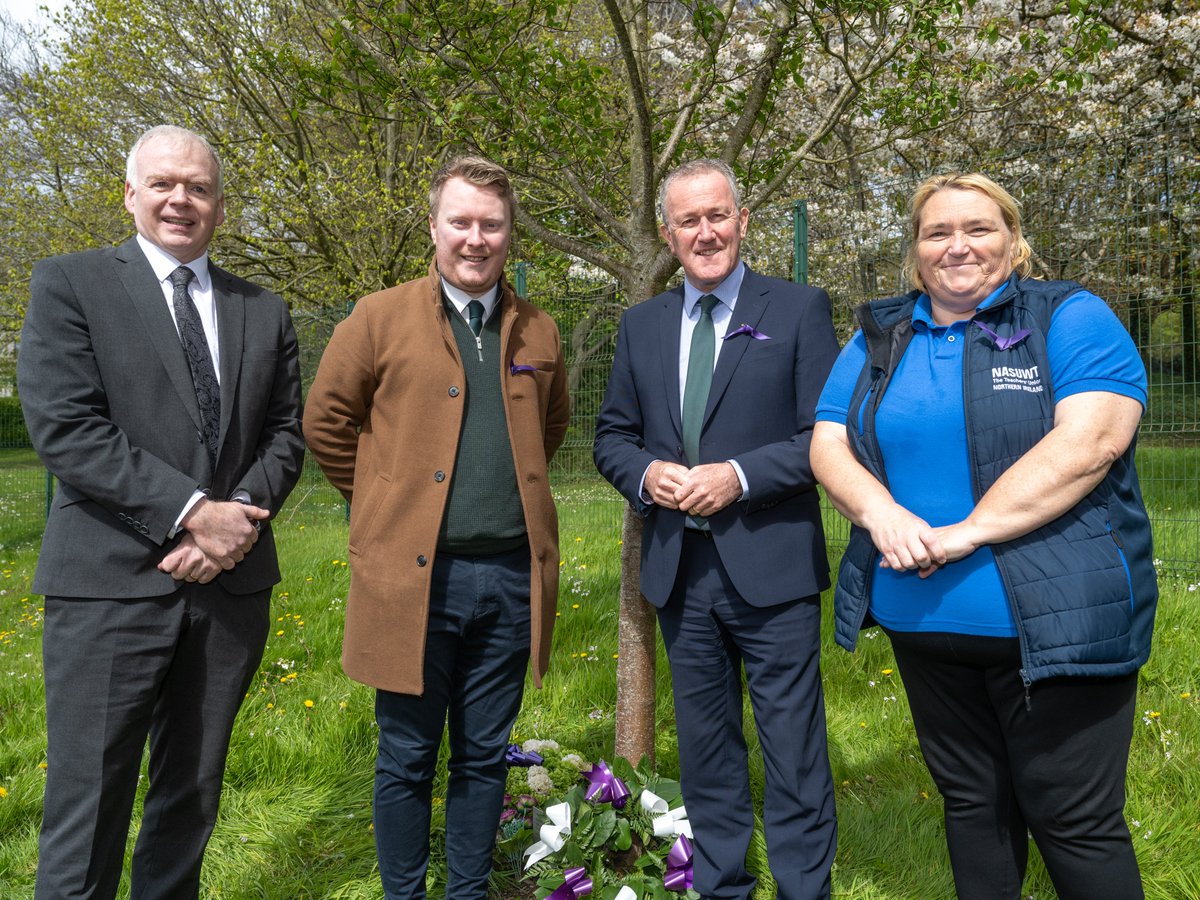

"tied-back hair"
[902,172,1035,292]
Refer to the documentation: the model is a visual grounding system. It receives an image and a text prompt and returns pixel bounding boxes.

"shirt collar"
[136,234,212,292]
[440,277,500,320]
[913,280,1009,330]
[683,261,745,315]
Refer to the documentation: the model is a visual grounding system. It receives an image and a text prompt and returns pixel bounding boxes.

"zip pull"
[1020,668,1032,712]
[475,335,483,362]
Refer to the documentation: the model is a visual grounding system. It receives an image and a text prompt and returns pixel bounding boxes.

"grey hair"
[125,125,224,197]
[657,159,742,225]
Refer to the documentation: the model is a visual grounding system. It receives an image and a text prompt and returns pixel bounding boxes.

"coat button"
[417,555,427,566]
[434,470,445,482]
[448,386,460,397]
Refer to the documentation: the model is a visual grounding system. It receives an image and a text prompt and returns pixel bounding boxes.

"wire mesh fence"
[1,116,1195,576]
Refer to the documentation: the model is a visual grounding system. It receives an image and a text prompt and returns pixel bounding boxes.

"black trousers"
[36,585,270,900]
[885,629,1143,900]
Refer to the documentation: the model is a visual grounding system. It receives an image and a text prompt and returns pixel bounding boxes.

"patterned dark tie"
[682,294,718,528]
[170,266,221,468]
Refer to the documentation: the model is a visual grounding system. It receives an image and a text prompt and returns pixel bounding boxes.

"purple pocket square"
[974,321,1031,350]
[723,323,771,341]
[509,358,538,375]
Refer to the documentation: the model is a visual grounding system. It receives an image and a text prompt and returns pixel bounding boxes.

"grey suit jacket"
[18,236,304,598]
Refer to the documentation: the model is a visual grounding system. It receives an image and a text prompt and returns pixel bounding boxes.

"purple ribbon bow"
[510,358,538,375]
[505,743,544,767]
[547,866,593,899]
[973,321,1031,350]
[723,323,770,341]
[664,833,694,891]
[582,759,630,809]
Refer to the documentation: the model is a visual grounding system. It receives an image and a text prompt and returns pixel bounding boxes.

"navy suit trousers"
[657,531,836,900]
[372,544,531,900]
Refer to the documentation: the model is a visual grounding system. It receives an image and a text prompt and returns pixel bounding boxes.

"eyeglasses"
[668,210,736,233]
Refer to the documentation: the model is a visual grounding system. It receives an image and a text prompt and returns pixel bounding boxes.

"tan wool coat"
[303,265,570,694]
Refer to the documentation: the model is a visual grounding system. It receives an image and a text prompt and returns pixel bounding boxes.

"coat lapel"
[704,267,769,428]
[212,265,245,458]
[115,238,204,433]
[658,287,685,439]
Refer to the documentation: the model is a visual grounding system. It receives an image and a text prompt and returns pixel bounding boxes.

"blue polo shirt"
[816,286,1147,636]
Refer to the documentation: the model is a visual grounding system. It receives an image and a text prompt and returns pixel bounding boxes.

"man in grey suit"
[18,125,304,900]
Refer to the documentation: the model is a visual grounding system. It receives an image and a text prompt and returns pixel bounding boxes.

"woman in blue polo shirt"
[812,172,1156,900]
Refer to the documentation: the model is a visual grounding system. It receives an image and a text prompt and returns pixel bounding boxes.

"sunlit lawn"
[0,469,1197,898]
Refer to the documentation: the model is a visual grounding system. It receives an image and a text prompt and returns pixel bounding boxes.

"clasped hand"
[646,460,742,517]
[158,498,270,584]
[865,502,982,579]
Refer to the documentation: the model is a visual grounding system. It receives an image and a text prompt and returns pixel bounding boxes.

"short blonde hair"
[901,172,1034,292]
[428,155,515,222]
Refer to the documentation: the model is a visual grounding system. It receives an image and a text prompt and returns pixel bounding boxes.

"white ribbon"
[614,888,638,900]
[522,801,573,870]
[640,789,693,839]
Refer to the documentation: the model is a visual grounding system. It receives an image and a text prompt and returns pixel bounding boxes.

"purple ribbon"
[546,866,593,899]
[973,321,1031,350]
[723,323,770,341]
[510,358,538,375]
[582,759,630,809]
[505,743,544,767]
[663,834,694,891]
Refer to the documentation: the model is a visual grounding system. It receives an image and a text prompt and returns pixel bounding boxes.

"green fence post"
[792,199,809,285]
[515,261,528,298]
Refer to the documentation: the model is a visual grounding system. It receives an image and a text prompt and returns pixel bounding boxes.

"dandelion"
[0,786,7,798]
[304,699,314,709]
[882,668,893,676]
[859,721,867,728]
[1182,692,1192,699]
[275,630,284,637]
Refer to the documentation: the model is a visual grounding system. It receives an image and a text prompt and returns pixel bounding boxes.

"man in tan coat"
[304,156,569,899]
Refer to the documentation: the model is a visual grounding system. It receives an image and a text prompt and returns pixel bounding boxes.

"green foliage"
[0,397,31,448]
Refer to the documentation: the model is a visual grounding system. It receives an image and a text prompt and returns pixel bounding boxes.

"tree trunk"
[613,503,657,767]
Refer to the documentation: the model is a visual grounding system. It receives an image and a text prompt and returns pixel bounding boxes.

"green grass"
[1,474,1198,898]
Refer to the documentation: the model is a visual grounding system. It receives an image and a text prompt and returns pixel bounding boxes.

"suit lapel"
[212,266,245,457]
[115,239,204,432]
[658,288,685,439]
[704,267,769,427]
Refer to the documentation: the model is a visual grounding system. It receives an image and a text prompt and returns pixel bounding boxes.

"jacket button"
[434,470,445,482]
[417,555,427,567]
[448,386,460,397]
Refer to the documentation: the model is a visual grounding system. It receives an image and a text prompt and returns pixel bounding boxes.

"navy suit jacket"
[594,266,839,608]
[18,236,305,599]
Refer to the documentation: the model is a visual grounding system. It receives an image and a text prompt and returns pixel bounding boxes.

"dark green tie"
[466,300,485,337]
[682,294,718,467]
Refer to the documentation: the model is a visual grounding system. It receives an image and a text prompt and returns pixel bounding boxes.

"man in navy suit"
[18,125,304,899]
[594,159,839,899]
